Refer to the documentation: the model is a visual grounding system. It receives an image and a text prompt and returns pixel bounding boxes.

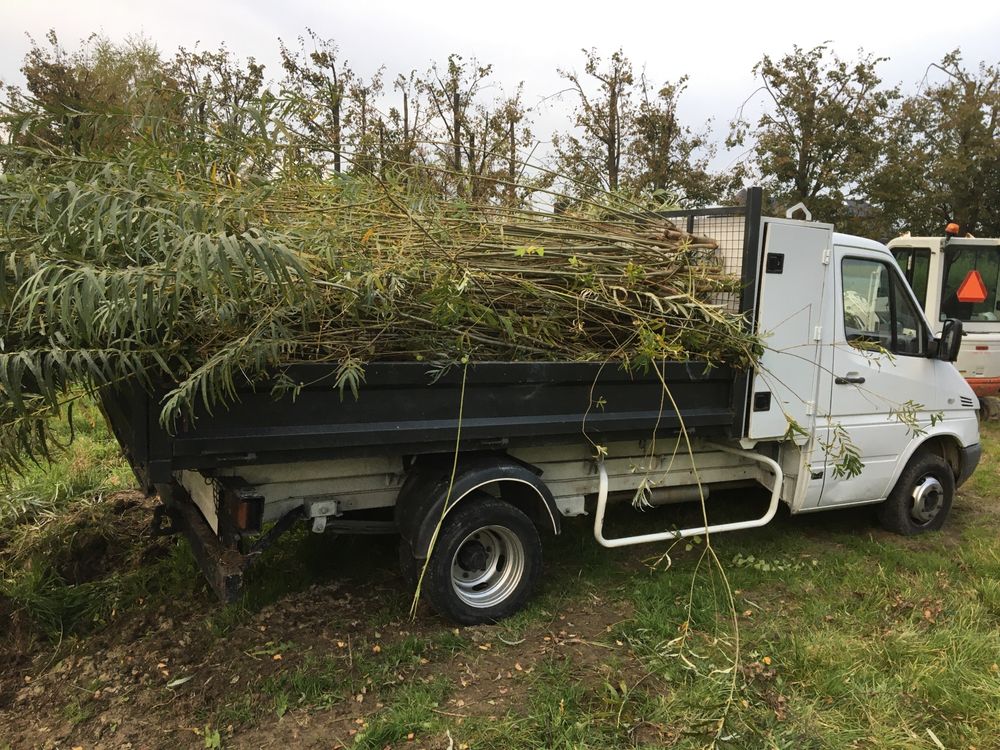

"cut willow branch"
[0,102,761,472]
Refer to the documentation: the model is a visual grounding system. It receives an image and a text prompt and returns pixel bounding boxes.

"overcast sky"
[2,0,999,171]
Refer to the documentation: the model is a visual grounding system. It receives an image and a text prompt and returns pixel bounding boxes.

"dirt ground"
[0,496,647,750]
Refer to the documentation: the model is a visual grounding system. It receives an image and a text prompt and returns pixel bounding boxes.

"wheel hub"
[450,526,526,609]
[457,540,489,571]
[910,475,944,524]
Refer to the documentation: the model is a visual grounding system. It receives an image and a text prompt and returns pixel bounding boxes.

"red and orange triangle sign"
[957,270,988,303]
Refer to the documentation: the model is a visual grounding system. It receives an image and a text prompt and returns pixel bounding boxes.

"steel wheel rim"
[450,525,525,609]
[910,474,944,525]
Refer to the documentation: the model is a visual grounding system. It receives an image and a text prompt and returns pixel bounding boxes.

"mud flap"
[154,486,307,601]
[164,491,247,601]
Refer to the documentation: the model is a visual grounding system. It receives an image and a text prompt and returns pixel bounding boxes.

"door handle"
[835,374,866,385]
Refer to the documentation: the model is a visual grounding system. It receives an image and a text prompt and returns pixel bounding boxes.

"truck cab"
[747,220,979,515]
[888,235,1000,403]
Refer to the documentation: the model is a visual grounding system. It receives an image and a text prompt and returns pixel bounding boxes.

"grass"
[432,425,1000,749]
[593,426,1000,749]
[2,411,1000,748]
[210,627,469,735]
[0,397,202,640]
[0,398,134,528]
[351,678,452,750]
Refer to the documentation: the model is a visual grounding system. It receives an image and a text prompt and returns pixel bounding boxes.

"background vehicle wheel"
[979,396,1000,422]
[421,494,541,625]
[878,451,954,535]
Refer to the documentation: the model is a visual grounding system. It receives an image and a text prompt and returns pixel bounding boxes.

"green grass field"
[1,407,998,749]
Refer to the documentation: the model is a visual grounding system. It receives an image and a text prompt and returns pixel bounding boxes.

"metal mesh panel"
[692,215,746,312]
[658,205,754,314]
[657,188,763,436]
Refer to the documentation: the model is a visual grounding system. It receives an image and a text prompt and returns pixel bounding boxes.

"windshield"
[940,243,1000,322]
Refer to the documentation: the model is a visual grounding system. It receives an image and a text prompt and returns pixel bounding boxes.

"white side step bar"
[592,443,784,548]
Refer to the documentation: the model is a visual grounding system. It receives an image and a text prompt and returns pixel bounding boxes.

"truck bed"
[101,360,740,491]
[100,192,764,493]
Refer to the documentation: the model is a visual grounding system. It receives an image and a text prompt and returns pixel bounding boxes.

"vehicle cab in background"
[888,228,1000,413]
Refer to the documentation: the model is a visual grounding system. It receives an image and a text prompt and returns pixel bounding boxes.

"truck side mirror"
[937,318,963,362]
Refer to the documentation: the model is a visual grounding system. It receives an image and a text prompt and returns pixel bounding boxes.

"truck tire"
[878,451,954,535]
[979,397,1000,421]
[420,494,541,625]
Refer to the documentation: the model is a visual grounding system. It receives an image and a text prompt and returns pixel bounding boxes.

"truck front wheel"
[878,451,954,535]
[419,495,542,625]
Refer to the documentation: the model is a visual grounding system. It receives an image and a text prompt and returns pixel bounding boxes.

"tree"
[385,71,423,167]
[494,87,536,206]
[865,50,1000,237]
[170,45,269,175]
[6,33,275,180]
[420,54,492,197]
[554,49,733,206]
[729,44,899,226]
[279,31,354,174]
[345,68,385,175]
[420,54,534,202]
[631,74,741,205]
[553,48,634,195]
[11,30,170,156]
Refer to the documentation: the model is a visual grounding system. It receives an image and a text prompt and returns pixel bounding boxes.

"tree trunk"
[402,90,410,162]
[378,120,386,178]
[332,107,342,174]
[506,118,517,206]
[467,128,477,199]
[332,78,343,175]
[452,91,462,173]
[608,86,619,191]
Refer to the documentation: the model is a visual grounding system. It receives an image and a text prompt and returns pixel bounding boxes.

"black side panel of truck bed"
[102,361,737,487]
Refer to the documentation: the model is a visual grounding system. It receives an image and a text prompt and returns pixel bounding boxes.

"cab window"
[890,247,931,310]
[842,257,927,355]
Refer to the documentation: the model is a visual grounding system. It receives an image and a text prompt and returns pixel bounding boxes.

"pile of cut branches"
[0,104,759,470]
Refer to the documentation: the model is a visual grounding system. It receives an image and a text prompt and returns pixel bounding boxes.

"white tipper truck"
[103,190,981,624]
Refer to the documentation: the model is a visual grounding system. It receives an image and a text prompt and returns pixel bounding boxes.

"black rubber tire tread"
[421,496,541,625]
[878,451,954,535]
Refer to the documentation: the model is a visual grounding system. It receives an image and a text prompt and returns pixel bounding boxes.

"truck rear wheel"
[878,451,954,535]
[419,494,541,625]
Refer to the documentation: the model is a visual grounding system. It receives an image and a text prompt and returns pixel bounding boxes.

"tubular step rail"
[592,443,784,548]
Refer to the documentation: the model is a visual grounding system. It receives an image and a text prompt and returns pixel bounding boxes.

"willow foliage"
[0,92,760,472]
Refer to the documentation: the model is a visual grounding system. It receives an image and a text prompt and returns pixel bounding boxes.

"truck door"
[816,246,939,506]
[747,220,832,441]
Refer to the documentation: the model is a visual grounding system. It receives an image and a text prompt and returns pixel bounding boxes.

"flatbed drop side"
[101,189,982,624]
